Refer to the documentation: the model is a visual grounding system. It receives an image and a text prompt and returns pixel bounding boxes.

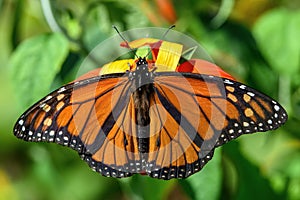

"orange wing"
[144,72,287,179]
[14,73,145,178]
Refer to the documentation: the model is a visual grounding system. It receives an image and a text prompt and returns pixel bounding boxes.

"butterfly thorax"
[131,57,154,153]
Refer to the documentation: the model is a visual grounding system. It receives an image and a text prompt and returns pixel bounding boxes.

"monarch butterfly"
[13,27,287,180]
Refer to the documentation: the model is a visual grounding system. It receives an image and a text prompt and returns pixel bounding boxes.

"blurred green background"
[1,0,299,199]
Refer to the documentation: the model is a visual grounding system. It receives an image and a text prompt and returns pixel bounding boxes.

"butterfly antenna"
[145,24,176,58]
[161,24,175,40]
[112,25,138,58]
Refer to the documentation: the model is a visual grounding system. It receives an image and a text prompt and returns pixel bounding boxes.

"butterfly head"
[135,57,148,71]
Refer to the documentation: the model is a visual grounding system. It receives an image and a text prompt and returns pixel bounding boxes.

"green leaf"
[223,141,280,200]
[180,148,222,200]
[10,33,69,110]
[253,8,300,76]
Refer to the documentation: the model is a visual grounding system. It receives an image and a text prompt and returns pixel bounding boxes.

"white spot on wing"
[247,92,255,97]
[49,130,55,136]
[224,79,234,85]
[39,103,46,108]
[243,122,249,127]
[45,95,53,100]
[239,85,246,89]
[58,87,66,93]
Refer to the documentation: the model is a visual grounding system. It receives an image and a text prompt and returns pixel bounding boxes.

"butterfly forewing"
[214,77,287,146]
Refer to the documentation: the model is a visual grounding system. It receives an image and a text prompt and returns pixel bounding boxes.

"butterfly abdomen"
[132,57,154,154]
[133,84,152,153]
